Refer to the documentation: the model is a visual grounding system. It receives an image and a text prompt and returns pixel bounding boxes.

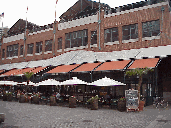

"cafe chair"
[110,99,118,109]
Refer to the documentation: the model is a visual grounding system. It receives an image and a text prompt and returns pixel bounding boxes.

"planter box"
[32,96,40,104]
[117,101,126,112]
[90,99,98,110]
[6,94,13,101]
[139,100,145,111]
[3,95,7,101]
[19,95,26,103]
[50,96,56,106]
[69,97,76,108]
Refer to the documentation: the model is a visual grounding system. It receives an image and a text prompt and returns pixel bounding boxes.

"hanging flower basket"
[69,96,76,108]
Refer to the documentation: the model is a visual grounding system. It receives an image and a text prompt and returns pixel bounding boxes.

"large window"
[58,38,62,50]
[104,27,118,43]
[142,20,160,38]
[27,43,34,54]
[122,24,138,40]
[65,29,88,49]
[7,45,13,57]
[20,45,23,55]
[91,31,97,45]
[13,44,18,56]
[2,49,5,58]
[36,41,42,53]
[45,39,52,52]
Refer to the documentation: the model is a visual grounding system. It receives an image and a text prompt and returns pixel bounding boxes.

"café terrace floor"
[0,100,171,128]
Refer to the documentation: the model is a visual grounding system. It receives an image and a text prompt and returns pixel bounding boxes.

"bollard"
[0,113,5,123]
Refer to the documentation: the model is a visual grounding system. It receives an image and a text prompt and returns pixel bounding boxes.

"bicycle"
[153,97,168,108]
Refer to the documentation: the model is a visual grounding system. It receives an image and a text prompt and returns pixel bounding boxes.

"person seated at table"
[56,92,60,103]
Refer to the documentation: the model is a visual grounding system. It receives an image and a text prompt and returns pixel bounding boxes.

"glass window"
[2,49,5,58]
[122,24,138,40]
[36,42,42,53]
[65,29,88,49]
[142,20,160,38]
[45,40,52,52]
[104,27,118,43]
[27,43,34,54]
[91,31,97,45]
[65,33,71,48]
[13,44,18,56]
[58,38,62,50]
[7,45,12,57]
[20,45,23,55]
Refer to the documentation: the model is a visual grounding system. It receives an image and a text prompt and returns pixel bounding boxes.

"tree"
[24,72,34,91]
[125,67,153,101]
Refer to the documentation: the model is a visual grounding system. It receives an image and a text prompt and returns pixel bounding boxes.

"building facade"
[0,0,171,105]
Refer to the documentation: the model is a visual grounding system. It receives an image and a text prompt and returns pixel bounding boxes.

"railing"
[3,33,24,43]
[58,14,98,30]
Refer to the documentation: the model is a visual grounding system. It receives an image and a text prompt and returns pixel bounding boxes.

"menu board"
[125,90,139,111]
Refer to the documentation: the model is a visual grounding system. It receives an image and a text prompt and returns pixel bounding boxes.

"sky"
[0,0,140,28]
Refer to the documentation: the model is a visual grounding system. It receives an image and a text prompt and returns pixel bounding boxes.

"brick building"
[0,0,171,105]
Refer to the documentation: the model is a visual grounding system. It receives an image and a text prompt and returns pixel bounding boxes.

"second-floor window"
[45,39,52,52]
[7,45,13,57]
[58,38,62,50]
[104,27,118,43]
[65,29,88,49]
[36,41,42,53]
[13,44,18,56]
[27,43,34,54]
[2,49,5,58]
[91,31,97,45]
[122,24,138,40]
[20,45,23,55]
[142,20,160,38]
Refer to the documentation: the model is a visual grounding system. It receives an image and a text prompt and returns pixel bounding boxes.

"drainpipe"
[98,0,101,50]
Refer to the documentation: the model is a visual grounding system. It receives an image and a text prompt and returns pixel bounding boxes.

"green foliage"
[125,67,153,77]
[87,95,99,103]
[118,97,126,101]
[24,72,34,80]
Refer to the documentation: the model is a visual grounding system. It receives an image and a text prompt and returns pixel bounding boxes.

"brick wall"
[0,3,170,65]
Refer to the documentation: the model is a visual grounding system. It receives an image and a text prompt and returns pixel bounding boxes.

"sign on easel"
[125,89,139,112]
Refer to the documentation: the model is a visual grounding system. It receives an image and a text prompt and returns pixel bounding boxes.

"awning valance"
[128,58,159,69]
[94,60,131,71]
[72,62,101,72]
[47,64,80,73]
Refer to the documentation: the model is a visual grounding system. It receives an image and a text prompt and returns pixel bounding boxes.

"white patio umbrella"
[0,81,18,85]
[60,77,88,85]
[88,76,126,86]
[38,79,61,86]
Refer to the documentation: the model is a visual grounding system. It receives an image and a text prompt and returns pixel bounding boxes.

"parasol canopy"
[60,77,88,85]
[88,76,126,86]
[38,79,61,86]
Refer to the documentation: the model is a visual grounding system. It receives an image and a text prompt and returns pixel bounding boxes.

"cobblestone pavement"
[0,101,171,128]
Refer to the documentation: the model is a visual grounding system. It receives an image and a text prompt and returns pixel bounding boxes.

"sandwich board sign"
[125,89,139,112]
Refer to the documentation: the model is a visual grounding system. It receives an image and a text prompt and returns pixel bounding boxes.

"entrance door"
[146,84,153,106]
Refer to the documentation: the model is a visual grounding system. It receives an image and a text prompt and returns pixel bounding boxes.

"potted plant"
[19,93,26,103]
[87,95,99,110]
[117,97,126,112]
[32,94,40,104]
[126,67,153,111]
[50,95,57,106]
[6,92,13,101]
[69,96,76,108]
